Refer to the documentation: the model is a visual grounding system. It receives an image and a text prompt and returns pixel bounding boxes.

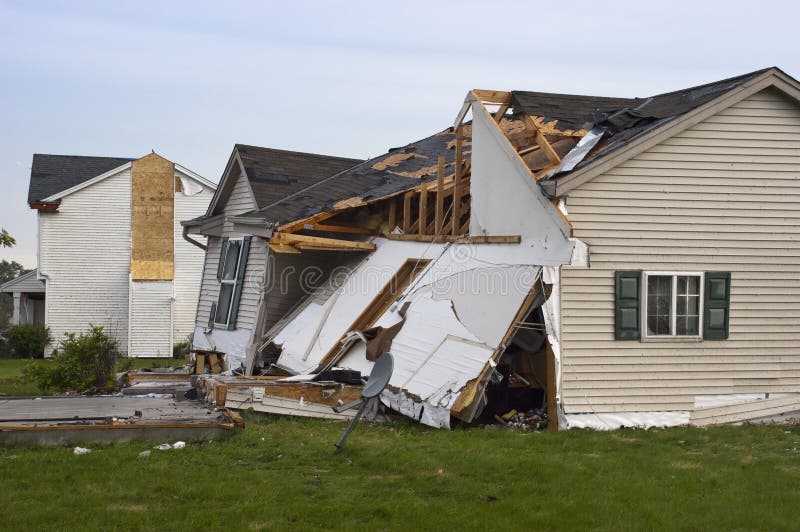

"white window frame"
[214,237,245,327]
[641,271,705,341]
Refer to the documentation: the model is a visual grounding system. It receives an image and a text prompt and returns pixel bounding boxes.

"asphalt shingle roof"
[28,154,134,204]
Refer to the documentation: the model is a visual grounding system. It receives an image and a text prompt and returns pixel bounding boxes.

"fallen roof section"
[0,396,242,446]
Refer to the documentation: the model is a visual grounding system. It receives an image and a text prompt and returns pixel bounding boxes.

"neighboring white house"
[0,269,45,326]
[28,152,216,356]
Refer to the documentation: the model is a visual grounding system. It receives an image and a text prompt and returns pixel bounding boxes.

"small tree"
[6,324,51,358]
[24,325,120,393]
[0,229,15,248]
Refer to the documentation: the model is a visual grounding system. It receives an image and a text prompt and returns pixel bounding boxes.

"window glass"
[676,275,700,335]
[647,275,672,335]
[215,283,234,324]
[222,240,241,281]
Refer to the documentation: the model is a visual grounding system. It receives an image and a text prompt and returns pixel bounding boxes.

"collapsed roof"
[252,129,470,228]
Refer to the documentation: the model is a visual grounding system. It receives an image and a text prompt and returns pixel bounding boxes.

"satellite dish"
[332,352,394,450]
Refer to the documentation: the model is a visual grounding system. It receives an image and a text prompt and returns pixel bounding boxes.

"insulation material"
[131,153,175,281]
[128,281,172,357]
[565,411,690,431]
[177,173,205,196]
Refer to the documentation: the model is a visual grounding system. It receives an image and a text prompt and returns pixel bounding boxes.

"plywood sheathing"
[131,153,175,281]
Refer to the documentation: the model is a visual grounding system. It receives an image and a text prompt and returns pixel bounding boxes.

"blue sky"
[1,0,796,267]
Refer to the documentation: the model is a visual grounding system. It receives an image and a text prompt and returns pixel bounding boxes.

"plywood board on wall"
[131,153,175,280]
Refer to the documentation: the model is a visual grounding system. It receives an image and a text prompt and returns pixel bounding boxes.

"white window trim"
[641,271,705,341]
[214,237,245,327]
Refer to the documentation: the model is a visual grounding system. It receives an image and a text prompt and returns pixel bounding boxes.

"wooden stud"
[388,199,397,231]
[268,243,301,254]
[435,155,445,236]
[452,126,463,236]
[402,191,412,233]
[546,344,558,431]
[525,116,561,166]
[195,354,205,375]
[418,185,428,236]
[493,103,509,122]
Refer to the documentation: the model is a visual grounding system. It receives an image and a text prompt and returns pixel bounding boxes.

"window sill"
[640,336,703,343]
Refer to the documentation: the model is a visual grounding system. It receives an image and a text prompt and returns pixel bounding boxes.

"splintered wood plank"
[303,223,374,235]
[271,232,375,251]
[471,89,512,104]
[268,243,301,254]
[525,116,561,166]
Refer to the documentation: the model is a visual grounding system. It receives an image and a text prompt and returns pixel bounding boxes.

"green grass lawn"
[0,416,798,530]
[0,357,183,397]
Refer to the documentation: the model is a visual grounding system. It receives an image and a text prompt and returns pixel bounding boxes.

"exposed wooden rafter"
[270,232,376,252]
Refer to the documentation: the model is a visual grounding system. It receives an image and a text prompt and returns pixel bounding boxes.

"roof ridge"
[235,144,363,163]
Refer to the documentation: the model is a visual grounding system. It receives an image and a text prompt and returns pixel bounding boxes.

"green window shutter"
[226,236,251,331]
[208,302,217,329]
[615,270,641,340]
[703,272,731,340]
[216,237,229,281]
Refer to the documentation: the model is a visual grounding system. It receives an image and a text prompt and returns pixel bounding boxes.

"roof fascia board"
[0,269,42,292]
[174,164,217,190]
[205,147,245,216]
[41,162,132,202]
[555,70,794,195]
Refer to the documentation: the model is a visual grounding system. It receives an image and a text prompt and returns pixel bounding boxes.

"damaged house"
[192,67,800,430]
[28,152,216,356]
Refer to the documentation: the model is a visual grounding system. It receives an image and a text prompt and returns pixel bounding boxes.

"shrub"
[173,341,189,359]
[7,324,51,359]
[24,325,120,393]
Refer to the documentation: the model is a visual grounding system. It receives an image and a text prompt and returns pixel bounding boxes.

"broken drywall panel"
[414,265,539,348]
[275,237,546,375]
[565,411,690,430]
[468,99,573,264]
[568,238,589,268]
[192,326,252,370]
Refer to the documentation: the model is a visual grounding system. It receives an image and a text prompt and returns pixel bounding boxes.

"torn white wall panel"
[541,266,562,404]
[276,237,542,372]
[468,99,574,265]
[192,326,252,369]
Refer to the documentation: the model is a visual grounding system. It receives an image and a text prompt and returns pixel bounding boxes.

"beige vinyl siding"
[173,180,215,343]
[39,168,132,354]
[195,171,265,330]
[560,87,800,413]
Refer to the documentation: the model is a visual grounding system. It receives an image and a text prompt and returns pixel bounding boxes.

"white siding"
[173,177,215,344]
[39,168,132,354]
[195,171,264,331]
[128,281,172,357]
[560,88,800,413]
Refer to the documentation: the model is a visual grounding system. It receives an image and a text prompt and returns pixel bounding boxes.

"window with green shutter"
[614,270,731,341]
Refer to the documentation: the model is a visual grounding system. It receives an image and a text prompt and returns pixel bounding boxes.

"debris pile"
[495,407,548,430]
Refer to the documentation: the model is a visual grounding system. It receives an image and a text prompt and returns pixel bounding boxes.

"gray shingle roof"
[512,68,775,179]
[236,145,363,209]
[28,154,134,204]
